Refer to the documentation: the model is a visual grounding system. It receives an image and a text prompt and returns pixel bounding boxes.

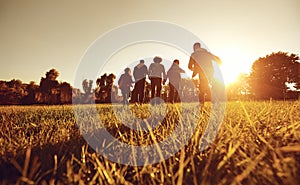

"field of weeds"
[0,101,299,184]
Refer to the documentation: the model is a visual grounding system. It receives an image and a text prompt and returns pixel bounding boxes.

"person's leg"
[150,79,156,99]
[169,84,175,103]
[174,84,180,103]
[121,92,126,105]
[199,74,209,104]
[203,77,211,102]
[125,92,129,105]
[137,79,145,103]
[138,78,145,104]
[132,83,138,103]
[156,78,162,98]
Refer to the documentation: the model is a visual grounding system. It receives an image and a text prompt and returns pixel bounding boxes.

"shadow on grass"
[0,134,88,183]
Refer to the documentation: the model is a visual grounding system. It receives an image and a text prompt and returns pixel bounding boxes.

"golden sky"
[1,0,299,86]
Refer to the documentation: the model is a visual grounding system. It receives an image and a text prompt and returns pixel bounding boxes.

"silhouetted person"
[106,73,116,103]
[188,42,221,104]
[118,68,134,105]
[132,60,148,104]
[149,56,167,102]
[167,59,185,103]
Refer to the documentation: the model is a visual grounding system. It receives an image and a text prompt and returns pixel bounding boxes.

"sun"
[219,64,242,85]
[214,47,253,85]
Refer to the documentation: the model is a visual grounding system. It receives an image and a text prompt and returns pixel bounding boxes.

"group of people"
[118,42,222,105]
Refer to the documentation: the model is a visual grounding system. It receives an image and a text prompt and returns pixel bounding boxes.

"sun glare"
[216,47,253,85]
[220,64,241,85]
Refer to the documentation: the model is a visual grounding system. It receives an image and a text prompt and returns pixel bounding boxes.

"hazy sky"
[1,0,299,86]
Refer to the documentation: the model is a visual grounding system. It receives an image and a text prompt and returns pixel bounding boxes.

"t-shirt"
[149,63,166,79]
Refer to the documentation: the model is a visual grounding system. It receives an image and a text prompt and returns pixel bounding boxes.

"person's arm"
[162,65,167,84]
[166,69,170,81]
[207,51,222,65]
[118,75,122,86]
[148,64,153,76]
[178,66,185,73]
[144,66,148,78]
[188,56,195,71]
[213,55,222,65]
[133,67,137,80]
[189,56,198,78]
[130,76,134,86]
[148,64,153,80]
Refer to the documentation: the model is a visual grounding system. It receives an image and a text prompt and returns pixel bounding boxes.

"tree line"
[0,51,299,105]
[0,69,199,105]
[226,51,299,100]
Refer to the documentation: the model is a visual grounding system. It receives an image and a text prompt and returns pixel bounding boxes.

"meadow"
[0,101,299,184]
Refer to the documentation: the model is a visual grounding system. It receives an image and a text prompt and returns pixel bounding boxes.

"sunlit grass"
[0,101,299,184]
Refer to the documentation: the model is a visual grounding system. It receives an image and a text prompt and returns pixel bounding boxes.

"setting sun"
[215,47,253,85]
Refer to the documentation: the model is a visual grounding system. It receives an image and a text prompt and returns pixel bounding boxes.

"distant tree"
[21,81,38,104]
[95,74,108,103]
[106,74,117,103]
[0,79,27,105]
[39,68,60,94]
[7,79,22,89]
[0,69,73,105]
[80,79,94,104]
[226,73,251,100]
[96,73,107,87]
[95,73,118,103]
[59,82,72,104]
[72,88,82,103]
[179,78,198,102]
[249,52,299,99]
[37,68,60,104]
[296,63,300,89]
[46,68,59,81]
[82,79,93,94]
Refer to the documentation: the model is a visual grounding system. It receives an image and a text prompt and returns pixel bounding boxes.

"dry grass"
[0,101,299,184]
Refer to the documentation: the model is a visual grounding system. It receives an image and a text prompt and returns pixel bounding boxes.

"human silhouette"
[167,59,185,103]
[188,42,222,104]
[118,68,134,105]
[132,60,148,104]
[149,56,167,102]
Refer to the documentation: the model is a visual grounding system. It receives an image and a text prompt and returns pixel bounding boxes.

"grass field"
[0,101,299,184]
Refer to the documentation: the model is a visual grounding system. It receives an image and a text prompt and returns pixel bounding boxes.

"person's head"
[124,67,131,74]
[140,59,145,64]
[153,56,162,63]
[193,42,201,51]
[173,59,179,65]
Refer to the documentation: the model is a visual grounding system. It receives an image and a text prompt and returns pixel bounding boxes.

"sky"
[1,0,300,87]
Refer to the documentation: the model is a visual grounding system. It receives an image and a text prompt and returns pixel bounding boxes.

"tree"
[249,52,299,99]
[95,73,118,103]
[21,81,38,104]
[0,79,27,105]
[37,68,60,104]
[39,68,60,94]
[226,73,251,100]
[82,79,93,94]
[80,79,94,104]
[59,82,72,104]
[0,69,74,105]
[46,69,59,81]
[179,78,198,102]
